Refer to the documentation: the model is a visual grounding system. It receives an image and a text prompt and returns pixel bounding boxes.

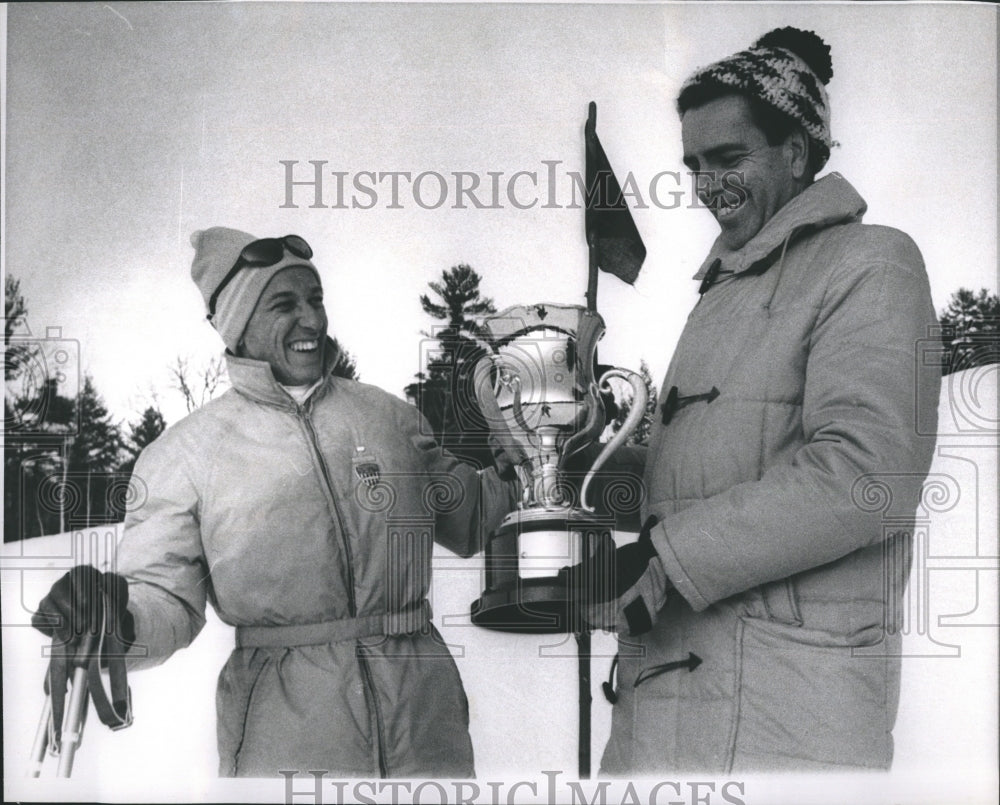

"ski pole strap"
[45,589,134,749]
[87,620,133,731]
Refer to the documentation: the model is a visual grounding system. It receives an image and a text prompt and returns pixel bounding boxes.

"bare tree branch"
[169,356,196,413]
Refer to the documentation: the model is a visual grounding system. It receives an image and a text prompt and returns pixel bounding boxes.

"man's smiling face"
[682,94,806,251]
[240,266,327,385]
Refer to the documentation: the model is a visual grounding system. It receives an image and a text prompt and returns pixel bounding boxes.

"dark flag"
[585,101,646,285]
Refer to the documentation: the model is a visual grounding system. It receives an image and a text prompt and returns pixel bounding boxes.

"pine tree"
[4,277,78,540]
[938,288,1000,375]
[118,406,167,475]
[4,274,44,431]
[66,375,125,527]
[113,405,168,522]
[69,376,124,473]
[4,275,34,383]
[419,264,496,327]
[407,264,497,467]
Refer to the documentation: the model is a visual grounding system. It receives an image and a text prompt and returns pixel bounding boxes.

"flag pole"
[579,100,599,779]
[587,237,598,313]
[585,101,599,313]
[581,96,649,777]
[576,628,592,778]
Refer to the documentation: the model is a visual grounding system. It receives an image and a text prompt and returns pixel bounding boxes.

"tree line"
[4,270,997,542]
[3,275,357,542]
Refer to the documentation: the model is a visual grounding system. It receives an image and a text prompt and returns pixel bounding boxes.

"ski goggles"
[207,235,313,319]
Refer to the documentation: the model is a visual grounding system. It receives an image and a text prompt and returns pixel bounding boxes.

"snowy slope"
[3,367,997,803]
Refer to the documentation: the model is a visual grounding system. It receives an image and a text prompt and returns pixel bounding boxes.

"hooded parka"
[601,174,941,773]
[117,348,516,777]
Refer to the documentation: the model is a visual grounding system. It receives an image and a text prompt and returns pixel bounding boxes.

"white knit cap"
[189,227,319,352]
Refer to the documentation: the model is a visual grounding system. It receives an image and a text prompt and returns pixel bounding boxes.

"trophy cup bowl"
[470,303,647,633]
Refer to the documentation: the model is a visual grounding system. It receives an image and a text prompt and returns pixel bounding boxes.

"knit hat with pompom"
[678,27,834,150]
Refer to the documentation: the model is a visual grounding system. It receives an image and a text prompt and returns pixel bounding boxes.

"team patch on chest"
[352,445,382,488]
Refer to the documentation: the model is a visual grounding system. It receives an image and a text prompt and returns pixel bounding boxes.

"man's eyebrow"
[264,290,298,304]
[684,143,750,165]
[265,285,323,303]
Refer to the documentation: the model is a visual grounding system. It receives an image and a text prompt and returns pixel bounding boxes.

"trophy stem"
[537,427,563,507]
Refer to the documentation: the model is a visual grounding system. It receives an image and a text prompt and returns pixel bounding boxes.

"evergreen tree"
[64,375,125,527]
[130,406,167,451]
[69,376,125,473]
[4,275,34,383]
[118,405,167,475]
[4,277,78,540]
[938,288,1000,375]
[5,274,44,432]
[419,264,496,327]
[406,264,497,467]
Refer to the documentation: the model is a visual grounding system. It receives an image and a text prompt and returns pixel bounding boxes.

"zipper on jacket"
[297,403,387,777]
[298,407,358,617]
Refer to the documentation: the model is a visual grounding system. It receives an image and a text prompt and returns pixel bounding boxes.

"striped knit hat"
[190,227,320,352]
[678,27,834,150]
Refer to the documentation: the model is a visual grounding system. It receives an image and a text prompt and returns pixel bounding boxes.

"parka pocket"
[759,578,803,626]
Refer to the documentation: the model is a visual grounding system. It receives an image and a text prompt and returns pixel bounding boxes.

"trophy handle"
[559,310,609,469]
[558,381,605,469]
[580,368,648,513]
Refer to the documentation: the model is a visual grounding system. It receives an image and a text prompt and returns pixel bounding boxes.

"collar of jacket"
[223,336,342,409]
[692,172,868,281]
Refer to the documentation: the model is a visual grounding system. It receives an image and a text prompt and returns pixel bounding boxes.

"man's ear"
[784,128,810,181]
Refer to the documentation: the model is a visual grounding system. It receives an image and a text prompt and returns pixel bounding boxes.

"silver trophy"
[470,303,647,632]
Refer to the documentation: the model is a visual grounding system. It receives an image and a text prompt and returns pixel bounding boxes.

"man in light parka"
[565,27,941,773]
[32,228,518,777]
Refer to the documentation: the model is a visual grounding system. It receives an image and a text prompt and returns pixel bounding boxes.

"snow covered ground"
[3,367,997,804]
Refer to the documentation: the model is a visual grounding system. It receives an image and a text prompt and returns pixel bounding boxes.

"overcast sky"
[2,3,998,801]
[3,1,997,428]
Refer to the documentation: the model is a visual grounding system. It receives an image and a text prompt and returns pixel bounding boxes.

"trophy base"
[470,581,574,634]
[470,508,613,634]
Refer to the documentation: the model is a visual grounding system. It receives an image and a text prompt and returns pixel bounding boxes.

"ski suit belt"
[234,600,433,648]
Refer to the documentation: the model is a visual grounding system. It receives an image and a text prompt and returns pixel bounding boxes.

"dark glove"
[560,516,672,636]
[32,565,135,661]
[610,524,672,637]
[32,565,136,748]
[557,521,655,600]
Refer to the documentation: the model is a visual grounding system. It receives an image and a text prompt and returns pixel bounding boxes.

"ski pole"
[55,629,97,778]
[27,695,52,778]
